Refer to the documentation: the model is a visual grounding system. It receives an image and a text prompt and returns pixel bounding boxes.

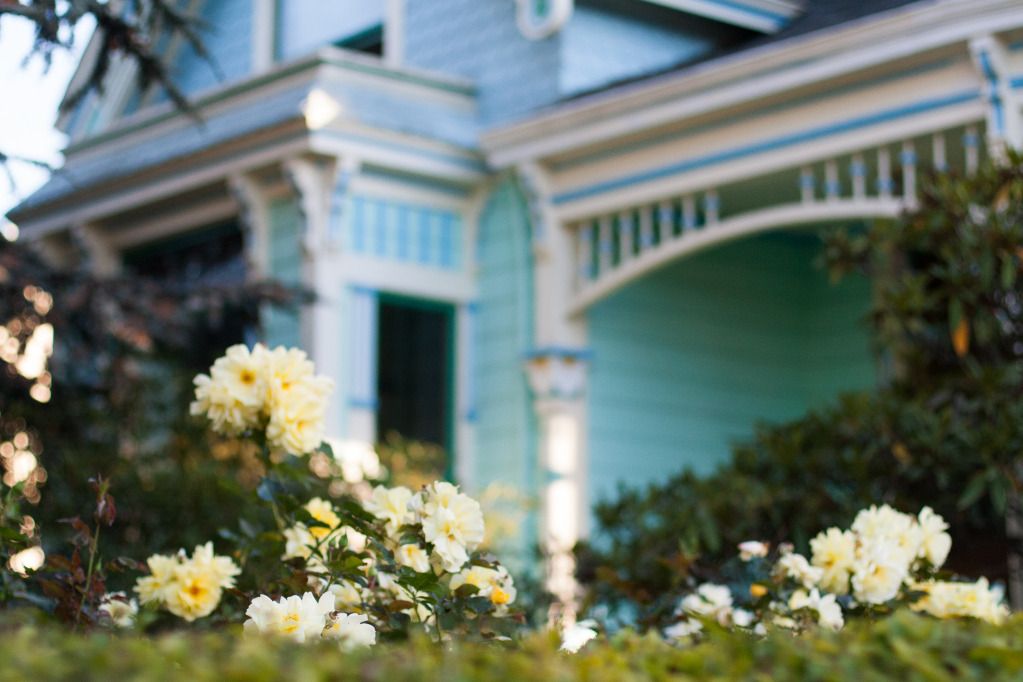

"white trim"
[569,198,903,314]
[554,102,982,222]
[337,254,475,304]
[643,0,795,33]
[516,0,574,40]
[228,171,273,278]
[19,135,311,238]
[483,0,1023,166]
[310,126,485,185]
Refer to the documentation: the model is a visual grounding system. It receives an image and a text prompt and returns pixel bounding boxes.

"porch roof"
[8,48,482,238]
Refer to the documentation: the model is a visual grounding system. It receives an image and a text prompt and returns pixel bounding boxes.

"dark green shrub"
[0,610,1020,681]
[576,157,1023,628]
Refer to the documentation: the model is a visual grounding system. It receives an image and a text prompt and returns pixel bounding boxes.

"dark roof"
[562,0,931,102]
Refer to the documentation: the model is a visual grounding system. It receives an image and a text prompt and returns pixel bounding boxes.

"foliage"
[1,344,524,646]
[576,157,1023,629]
[0,610,1020,681]
[0,0,213,183]
[0,239,302,568]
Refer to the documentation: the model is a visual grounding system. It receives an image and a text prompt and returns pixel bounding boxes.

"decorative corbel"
[228,172,271,279]
[283,157,335,255]
[969,36,1023,156]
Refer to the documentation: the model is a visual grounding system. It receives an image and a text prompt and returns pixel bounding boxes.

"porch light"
[301,89,341,130]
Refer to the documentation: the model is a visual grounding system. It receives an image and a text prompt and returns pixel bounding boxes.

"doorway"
[375,296,455,478]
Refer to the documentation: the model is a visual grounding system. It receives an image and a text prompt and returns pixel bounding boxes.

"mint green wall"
[587,231,875,503]
[473,178,536,559]
[264,197,303,348]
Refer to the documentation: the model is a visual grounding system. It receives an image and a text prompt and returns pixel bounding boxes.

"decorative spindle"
[682,196,697,232]
[598,215,613,274]
[800,166,815,204]
[618,211,633,262]
[964,125,980,174]
[825,160,840,201]
[850,154,866,199]
[932,133,947,172]
[703,190,719,225]
[638,205,654,251]
[877,147,893,199]
[901,141,917,206]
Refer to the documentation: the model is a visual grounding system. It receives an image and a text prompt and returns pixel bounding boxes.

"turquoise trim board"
[553,89,980,204]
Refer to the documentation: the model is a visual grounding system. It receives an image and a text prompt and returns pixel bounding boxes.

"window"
[276,1,386,61]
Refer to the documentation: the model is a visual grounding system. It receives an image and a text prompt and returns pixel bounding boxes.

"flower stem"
[75,523,101,629]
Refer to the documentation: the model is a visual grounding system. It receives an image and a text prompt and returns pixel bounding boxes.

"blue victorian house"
[10,0,1023,591]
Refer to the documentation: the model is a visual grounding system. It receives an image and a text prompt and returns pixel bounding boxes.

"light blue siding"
[561,1,742,95]
[264,197,303,348]
[403,0,561,124]
[587,232,875,503]
[276,1,384,61]
[168,0,252,97]
[342,195,464,271]
[404,0,748,123]
[474,178,536,557]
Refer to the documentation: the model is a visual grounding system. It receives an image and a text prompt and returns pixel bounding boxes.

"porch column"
[285,157,347,436]
[519,160,590,614]
[969,36,1023,156]
[525,351,589,613]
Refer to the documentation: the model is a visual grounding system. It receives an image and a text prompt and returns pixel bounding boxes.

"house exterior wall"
[277,1,384,61]
[560,0,746,95]
[403,0,562,124]
[586,232,874,502]
[473,178,537,498]
[168,0,253,98]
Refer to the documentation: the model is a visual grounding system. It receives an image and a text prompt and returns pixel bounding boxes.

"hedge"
[1,610,1022,681]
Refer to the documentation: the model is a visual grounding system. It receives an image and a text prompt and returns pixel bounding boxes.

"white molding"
[337,254,475,304]
[519,162,586,348]
[516,0,574,40]
[569,198,903,314]
[554,101,982,222]
[228,172,273,279]
[643,0,794,33]
[310,126,485,185]
[969,35,1023,153]
[483,0,1023,165]
[18,135,311,239]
